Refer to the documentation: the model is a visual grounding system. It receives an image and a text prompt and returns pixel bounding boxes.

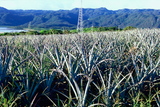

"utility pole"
[77,0,83,33]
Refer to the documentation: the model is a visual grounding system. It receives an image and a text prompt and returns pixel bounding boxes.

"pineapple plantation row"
[0,29,160,107]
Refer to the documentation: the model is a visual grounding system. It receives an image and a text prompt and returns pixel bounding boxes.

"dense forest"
[0,7,160,29]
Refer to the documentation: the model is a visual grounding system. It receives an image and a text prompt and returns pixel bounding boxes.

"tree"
[123,26,136,30]
[27,31,39,35]
[40,30,49,35]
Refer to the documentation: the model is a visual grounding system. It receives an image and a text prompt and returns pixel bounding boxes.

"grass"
[0,29,159,107]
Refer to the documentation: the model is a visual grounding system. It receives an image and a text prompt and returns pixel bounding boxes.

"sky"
[0,0,160,10]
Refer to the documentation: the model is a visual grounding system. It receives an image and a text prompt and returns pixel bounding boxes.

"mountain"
[0,7,160,29]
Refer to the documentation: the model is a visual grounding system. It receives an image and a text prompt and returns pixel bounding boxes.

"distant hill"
[0,7,160,29]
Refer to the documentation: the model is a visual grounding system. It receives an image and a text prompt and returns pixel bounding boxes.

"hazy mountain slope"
[0,7,160,29]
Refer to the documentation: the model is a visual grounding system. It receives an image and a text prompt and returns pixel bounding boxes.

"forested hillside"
[0,7,160,29]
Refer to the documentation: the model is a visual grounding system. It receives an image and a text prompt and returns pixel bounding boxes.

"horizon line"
[1,6,160,11]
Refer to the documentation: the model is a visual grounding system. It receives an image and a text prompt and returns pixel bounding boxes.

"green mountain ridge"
[0,7,160,29]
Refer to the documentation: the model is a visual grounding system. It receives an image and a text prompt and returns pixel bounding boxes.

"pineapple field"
[0,29,159,107]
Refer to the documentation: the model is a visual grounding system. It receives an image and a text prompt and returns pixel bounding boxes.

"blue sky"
[0,0,160,10]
